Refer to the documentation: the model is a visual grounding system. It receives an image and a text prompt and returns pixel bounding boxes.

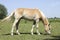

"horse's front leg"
[31,21,36,35]
[36,19,40,35]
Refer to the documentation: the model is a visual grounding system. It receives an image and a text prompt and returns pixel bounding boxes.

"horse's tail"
[1,11,15,22]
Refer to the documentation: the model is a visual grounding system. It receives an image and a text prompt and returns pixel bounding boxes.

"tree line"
[0,4,8,19]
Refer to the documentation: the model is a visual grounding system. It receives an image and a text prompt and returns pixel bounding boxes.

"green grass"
[0,19,60,40]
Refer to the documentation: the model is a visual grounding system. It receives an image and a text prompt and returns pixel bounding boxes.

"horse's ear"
[48,24,50,26]
[48,23,51,30]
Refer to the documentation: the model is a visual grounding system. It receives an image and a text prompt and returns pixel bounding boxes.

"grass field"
[0,19,60,40]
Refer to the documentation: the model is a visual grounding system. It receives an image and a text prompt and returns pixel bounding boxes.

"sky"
[0,0,60,18]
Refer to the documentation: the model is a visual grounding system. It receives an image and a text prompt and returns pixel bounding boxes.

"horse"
[2,8,51,35]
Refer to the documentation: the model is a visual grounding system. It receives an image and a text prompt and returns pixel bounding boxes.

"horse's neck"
[42,17,49,25]
[40,12,49,25]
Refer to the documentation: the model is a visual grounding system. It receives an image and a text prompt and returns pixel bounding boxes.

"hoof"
[37,33,40,35]
[31,33,33,35]
[11,33,13,36]
[17,33,20,35]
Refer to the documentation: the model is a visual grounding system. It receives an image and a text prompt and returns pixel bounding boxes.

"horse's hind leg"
[11,19,20,35]
[16,19,21,35]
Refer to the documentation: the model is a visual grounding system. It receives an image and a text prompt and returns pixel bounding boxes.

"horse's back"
[14,8,44,20]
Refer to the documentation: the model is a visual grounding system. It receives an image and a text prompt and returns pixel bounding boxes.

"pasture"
[0,19,60,40]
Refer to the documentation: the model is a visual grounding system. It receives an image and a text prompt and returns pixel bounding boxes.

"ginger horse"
[2,8,51,35]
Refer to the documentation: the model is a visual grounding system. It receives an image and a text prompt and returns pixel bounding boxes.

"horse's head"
[44,23,51,35]
[42,18,51,35]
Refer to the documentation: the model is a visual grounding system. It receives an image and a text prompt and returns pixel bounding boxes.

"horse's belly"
[23,15,34,20]
[23,13,37,20]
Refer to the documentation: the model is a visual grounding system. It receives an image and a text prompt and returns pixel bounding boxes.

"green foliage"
[0,4,8,19]
[49,18,60,23]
